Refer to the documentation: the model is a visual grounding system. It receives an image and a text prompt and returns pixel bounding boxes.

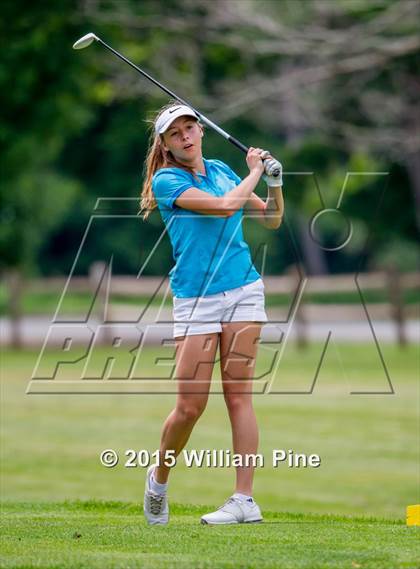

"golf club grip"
[228,136,248,154]
[229,137,281,177]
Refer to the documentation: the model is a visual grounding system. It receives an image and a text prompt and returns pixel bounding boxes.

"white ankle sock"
[233,492,253,503]
[150,468,168,495]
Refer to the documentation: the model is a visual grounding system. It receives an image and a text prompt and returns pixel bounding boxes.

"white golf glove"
[260,151,283,187]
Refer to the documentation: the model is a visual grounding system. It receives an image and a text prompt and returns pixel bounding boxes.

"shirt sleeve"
[152,170,195,210]
[212,159,242,185]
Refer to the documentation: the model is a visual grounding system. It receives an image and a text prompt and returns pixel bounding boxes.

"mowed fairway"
[1,502,417,569]
[1,342,418,568]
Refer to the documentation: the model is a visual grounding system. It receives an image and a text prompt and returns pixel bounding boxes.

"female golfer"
[139,102,284,525]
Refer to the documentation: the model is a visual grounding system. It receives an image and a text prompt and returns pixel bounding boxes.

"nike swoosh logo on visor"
[169,107,182,113]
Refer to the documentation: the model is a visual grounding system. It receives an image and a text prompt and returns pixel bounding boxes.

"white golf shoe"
[143,465,169,525]
[201,495,263,525]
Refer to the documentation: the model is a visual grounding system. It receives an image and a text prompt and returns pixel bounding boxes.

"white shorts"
[172,278,268,338]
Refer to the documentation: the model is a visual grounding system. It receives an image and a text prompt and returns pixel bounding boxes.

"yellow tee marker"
[406,505,420,526]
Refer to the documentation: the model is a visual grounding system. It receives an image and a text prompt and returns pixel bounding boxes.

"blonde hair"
[139,101,202,221]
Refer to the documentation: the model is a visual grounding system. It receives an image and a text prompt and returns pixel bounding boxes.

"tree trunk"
[6,268,25,349]
[297,213,328,275]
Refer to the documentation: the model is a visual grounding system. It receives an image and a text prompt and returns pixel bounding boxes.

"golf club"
[73,33,281,177]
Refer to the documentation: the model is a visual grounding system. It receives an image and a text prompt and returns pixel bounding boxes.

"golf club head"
[72,33,98,50]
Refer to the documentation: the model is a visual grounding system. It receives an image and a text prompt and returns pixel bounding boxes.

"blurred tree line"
[1,0,419,290]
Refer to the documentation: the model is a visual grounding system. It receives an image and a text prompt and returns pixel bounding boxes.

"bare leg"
[220,322,262,496]
[154,332,219,484]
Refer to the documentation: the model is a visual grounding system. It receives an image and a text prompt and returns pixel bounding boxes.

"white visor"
[155,105,199,135]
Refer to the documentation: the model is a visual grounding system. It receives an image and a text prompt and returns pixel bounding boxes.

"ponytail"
[139,101,201,221]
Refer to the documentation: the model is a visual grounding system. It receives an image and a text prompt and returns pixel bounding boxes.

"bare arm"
[244,187,284,229]
[174,148,264,217]
[174,170,261,217]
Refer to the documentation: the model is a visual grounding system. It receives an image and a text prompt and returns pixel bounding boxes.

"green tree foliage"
[0,1,97,274]
[1,0,418,280]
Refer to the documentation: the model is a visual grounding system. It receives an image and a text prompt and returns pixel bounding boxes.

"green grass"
[1,501,418,569]
[1,344,418,567]
[0,288,418,315]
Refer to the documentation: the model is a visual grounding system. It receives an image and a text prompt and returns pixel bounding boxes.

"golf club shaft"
[95,37,249,154]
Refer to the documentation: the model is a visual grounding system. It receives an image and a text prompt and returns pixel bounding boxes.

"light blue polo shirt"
[152,158,261,298]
